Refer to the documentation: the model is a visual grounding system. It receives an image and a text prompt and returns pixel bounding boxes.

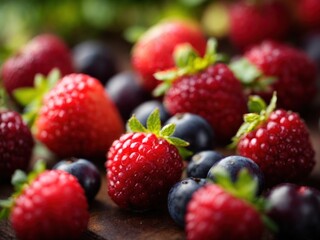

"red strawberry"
[296,0,320,30]
[14,70,124,158]
[232,93,315,186]
[231,40,317,111]
[229,0,290,50]
[186,170,265,240]
[132,20,207,92]
[106,109,186,210]
[1,34,74,96]
[0,110,34,181]
[155,39,247,143]
[0,163,89,240]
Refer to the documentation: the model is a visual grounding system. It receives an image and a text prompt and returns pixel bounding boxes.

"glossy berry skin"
[187,151,224,178]
[168,178,206,227]
[164,64,247,143]
[131,100,171,127]
[301,33,320,70]
[10,170,89,240]
[73,40,118,85]
[53,158,101,202]
[106,71,151,121]
[1,34,74,95]
[237,109,315,186]
[106,132,183,210]
[266,183,320,240]
[165,113,215,155]
[229,1,290,50]
[35,73,124,158]
[297,0,320,30]
[245,41,317,111]
[186,184,264,240]
[207,155,264,194]
[0,111,34,181]
[132,20,207,91]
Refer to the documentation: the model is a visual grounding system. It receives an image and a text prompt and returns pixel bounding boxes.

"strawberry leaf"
[248,95,267,113]
[159,123,175,137]
[146,108,161,134]
[0,199,13,220]
[153,82,171,97]
[127,115,147,133]
[166,136,189,147]
[174,43,199,68]
[266,92,277,117]
[13,87,38,106]
[177,147,193,159]
[11,170,28,192]
[230,58,262,84]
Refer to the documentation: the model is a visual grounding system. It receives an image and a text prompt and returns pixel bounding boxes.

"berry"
[1,34,74,96]
[106,71,151,121]
[1,164,89,240]
[233,94,315,186]
[72,40,118,85]
[186,183,264,240]
[158,40,247,143]
[207,155,264,194]
[266,183,320,240]
[229,1,290,50]
[168,178,206,227]
[165,113,215,155]
[106,109,186,211]
[131,100,171,127]
[0,110,34,181]
[53,158,101,202]
[300,33,320,70]
[132,20,207,91]
[187,150,224,178]
[296,0,320,30]
[240,40,317,111]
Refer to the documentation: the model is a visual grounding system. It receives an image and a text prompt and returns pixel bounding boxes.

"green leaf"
[262,214,279,233]
[159,123,175,137]
[27,160,46,184]
[204,38,217,63]
[47,68,61,89]
[166,136,189,147]
[177,147,193,159]
[266,92,277,117]
[153,82,171,97]
[234,168,258,202]
[146,108,161,134]
[154,70,178,81]
[128,115,147,133]
[174,43,199,68]
[248,95,267,113]
[11,170,27,192]
[244,113,260,123]
[230,58,262,84]
[13,87,38,106]
[0,199,12,220]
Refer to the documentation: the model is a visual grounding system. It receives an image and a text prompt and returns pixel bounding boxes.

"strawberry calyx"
[211,168,278,233]
[13,68,61,128]
[127,108,192,158]
[229,92,277,149]
[0,161,46,219]
[229,58,276,93]
[153,38,226,97]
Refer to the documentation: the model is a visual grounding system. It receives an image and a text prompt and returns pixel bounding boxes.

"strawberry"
[296,0,320,30]
[0,162,89,240]
[14,70,124,158]
[106,109,187,211]
[230,40,317,111]
[229,0,290,50]
[154,39,247,144]
[132,20,207,92]
[231,93,315,186]
[0,89,34,181]
[1,34,74,96]
[186,169,268,240]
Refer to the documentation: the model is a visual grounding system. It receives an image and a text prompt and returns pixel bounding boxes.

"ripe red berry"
[296,0,320,30]
[132,20,207,92]
[0,110,34,181]
[106,109,186,211]
[229,1,290,50]
[1,34,74,96]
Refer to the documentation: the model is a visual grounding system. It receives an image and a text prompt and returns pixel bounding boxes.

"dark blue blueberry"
[73,40,118,84]
[266,183,320,240]
[187,150,224,178]
[131,100,171,127]
[53,158,101,202]
[207,155,264,194]
[301,33,320,71]
[165,113,215,156]
[106,71,151,121]
[168,178,206,227]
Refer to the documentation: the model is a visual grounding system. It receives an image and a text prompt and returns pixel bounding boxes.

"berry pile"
[1,1,320,238]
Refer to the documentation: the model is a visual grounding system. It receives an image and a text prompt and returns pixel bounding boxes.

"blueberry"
[168,178,206,227]
[73,40,118,84]
[207,155,264,194]
[165,113,215,155]
[187,150,224,178]
[301,33,320,70]
[131,100,171,127]
[266,183,320,240]
[53,158,101,202]
[106,71,151,121]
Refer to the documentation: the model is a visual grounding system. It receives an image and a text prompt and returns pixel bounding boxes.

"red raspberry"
[0,110,34,181]
[296,0,320,30]
[186,184,264,240]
